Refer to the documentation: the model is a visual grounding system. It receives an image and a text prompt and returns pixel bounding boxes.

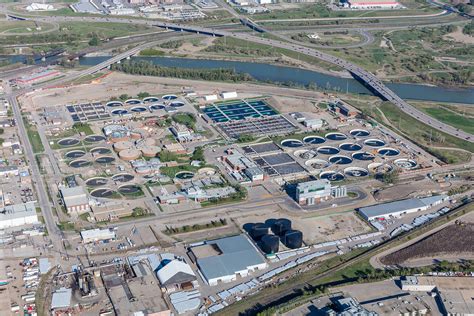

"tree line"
[110,60,254,82]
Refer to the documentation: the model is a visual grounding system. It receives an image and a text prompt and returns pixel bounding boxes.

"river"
[4,55,474,104]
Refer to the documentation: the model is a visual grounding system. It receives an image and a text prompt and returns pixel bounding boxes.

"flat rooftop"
[192,235,266,281]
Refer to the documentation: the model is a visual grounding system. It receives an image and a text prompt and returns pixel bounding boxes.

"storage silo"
[251,223,269,241]
[261,234,279,254]
[272,218,292,236]
[283,230,303,249]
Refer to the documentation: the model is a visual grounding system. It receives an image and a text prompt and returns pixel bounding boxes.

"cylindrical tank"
[141,146,161,158]
[283,230,303,249]
[251,223,269,241]
[261,234,279,254]
[131,128,148,139]
[119,149,141,161]
[113,141,133,152]
[272,218,292,236]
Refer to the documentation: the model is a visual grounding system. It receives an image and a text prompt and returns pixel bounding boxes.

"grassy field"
[23,119,44,153]
[351,100,473,163]
[322,26,473,85]
[0,21,55,34]
[421,107,474,134]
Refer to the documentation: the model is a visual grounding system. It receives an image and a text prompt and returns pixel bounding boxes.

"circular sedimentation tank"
[350,129,370,137]
[143,138,156,146]
[143,97,159,103]
[294,150,316,160]
[111,109,129,116]
[329,155,353,165]
[95,156,115,164]
[58,138,80,147]
[377,147,400,157]
[175,171,195,180]
[368,162,393,175]
[281,139,304,148]
[141,146,161,158]
[118,184,142,195]
[394,158,418,170]
[305,158,329,169]
[162,94,178,100]
[344,167,369,177]
[90,147,111,155]
[85,177,108,187]
[352,151,376,161]
[261,234,280,254]
[69,159,91,168]
[84,134,106,143]
[320,171,345,181]
[112,173,134,183]
[317,146,340,155]
[325,132,347,141]
[339,142,362,152]
[113,141,133,152]
[125,99,141,105]
[149,104,165,111]
[65,150,85,159]
[90,188,115,198]
[364,138,386,147]
[303,135,325,144]
[130,106,147,113]
[106,101,123,107]
[170,101,185,107]
[119,149,141,161]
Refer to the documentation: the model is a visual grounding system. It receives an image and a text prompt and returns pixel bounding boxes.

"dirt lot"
[443,26,474,44]
[381,219,474,265]
[233,210,371,245]
[22,72,328,113]
[374,179,446,201]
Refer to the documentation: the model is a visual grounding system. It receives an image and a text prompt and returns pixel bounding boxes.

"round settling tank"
[303,135,325,144]
[281,139,304,148]
[113,141,133,152]
[119,149,141,161]
[325,132,347,141]
[350,129,370,137]
[339,143,362,152]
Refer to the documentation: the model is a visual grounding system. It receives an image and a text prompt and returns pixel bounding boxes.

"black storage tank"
[283,230,303,249]
[261,234,279,254]
[272,218,292,236]
[251,223,269,241]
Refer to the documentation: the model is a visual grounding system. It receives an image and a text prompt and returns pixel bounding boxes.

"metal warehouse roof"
[358,198,426,219]
[51,287,72,310]
[157,259,196,286]
[195,235,266,281]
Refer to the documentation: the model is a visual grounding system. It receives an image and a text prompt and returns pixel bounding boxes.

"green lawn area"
[0,21,55,33]
[421,107,474,134]
[72,122,94,135]
[23,119,44,153]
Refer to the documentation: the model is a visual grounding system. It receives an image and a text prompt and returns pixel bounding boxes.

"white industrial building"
[400,276,436,292]
[80,228,116,243]
[342,0,401,9]
[358,195,448,221]
[26,3,55,11]
[0,201,39,229]
[189,235,267,286]
[295,179,346,205]
[220,91,237,99]
[303,118,324,129]
[60,186,89,215]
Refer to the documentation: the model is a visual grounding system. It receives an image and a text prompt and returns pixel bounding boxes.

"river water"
[4,55,474,104]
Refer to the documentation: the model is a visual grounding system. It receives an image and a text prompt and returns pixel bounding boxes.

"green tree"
[88,35,100,46]
[137,92,150,98]
[191,146,204,161]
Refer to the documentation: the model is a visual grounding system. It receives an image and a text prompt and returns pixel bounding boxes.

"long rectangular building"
[358,195,448,221]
